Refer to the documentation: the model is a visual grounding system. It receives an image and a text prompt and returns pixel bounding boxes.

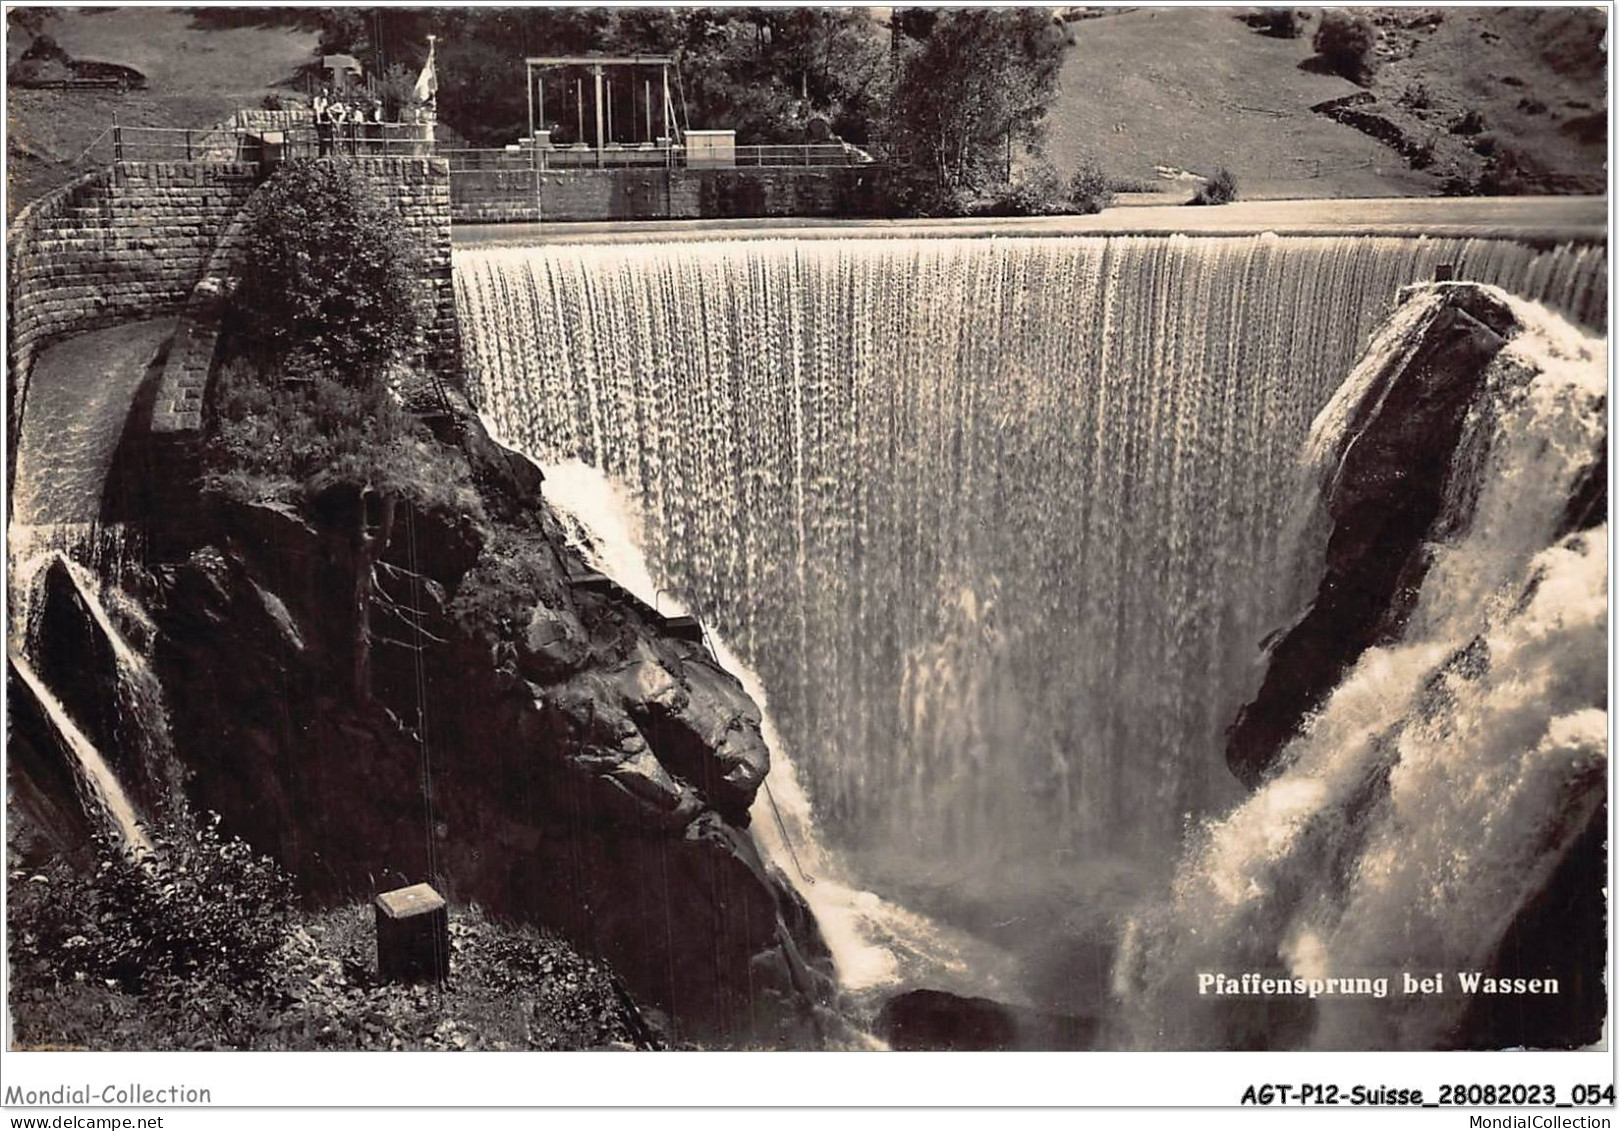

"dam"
[7,179,1607,1050]
[452,217,1608,1044]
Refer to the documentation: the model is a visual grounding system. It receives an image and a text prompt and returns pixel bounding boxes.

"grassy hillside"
[1045,6,1606,200]
[1368,6,1607,193]
[7,7,318,213]
[6,6,1606,214]
[1047,7,1428,199]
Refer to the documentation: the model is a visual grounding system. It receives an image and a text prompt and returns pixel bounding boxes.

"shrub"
[1261,8,1302,38]
[206,359,481,516]
[1313,9,1379,84]
[983,160,1069,216]
[376,63,422,123]
[1107,175,1164,195]
[232,159,424,389]
[1398,81,1433,111]
[1067,155,1115,214]
[1189,166,1240,206]
[10,814,293,998]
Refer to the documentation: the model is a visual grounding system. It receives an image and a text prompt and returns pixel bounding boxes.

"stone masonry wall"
[152,157,458,439]
[349,157,459,379]
[451,166,886,225]
[7,162,260,477]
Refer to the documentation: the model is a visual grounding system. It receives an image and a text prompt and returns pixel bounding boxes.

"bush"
[1261,8,1301,38]
[982,160,1070,216]
[1399,81,1433,111]
[232,160,424,389]
[10,814,293,999]
[1313,9,1379,84]
[1108,175,1164,195]
[1189,166,1240,206]
[1067,155,1115,214]
[376,63,422,123]
[206,360,481,516]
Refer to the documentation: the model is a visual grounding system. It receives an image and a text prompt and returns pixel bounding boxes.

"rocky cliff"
[53,386,836,1046]
[1221,282,1607,1049]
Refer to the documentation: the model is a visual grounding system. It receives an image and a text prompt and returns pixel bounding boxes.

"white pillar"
[593,64,605,167]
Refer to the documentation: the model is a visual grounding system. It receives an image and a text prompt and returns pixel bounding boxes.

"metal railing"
[443,141,871,173]
[81,122,437,164]
[76,123,870,171]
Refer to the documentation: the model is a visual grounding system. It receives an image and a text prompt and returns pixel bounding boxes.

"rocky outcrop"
[136,397,833,1045]
[1224,282,1607,1050]
[1311,92,1433,167]
[1227,284,1518,788]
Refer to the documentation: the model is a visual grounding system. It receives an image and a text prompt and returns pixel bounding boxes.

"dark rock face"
[1448,801,1607,1050]
[7,655,96,866]
[141,407,834,1045]
[874,989,1097,1051]
[1224,283,1608,1050]
[29,555,182,814]
[1226,286,1517,788]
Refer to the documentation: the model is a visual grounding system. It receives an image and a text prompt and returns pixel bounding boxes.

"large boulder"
[1227,285,1517,787]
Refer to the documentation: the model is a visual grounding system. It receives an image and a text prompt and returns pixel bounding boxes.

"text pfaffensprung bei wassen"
[2,1087,208,1107]
[1199,971,1560,998]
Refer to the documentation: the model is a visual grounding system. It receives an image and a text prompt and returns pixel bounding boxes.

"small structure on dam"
[523,54,680,167]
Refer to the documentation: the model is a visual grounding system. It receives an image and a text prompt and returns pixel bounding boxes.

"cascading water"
[1112,288,1606,1049]
[536,458,1027,1008]
[454,233,1605,1027]
[11,649,151,855]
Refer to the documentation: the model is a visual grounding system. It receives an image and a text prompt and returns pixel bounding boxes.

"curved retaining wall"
[149,157,458,437]
[8,157,458,498]
[6,162,260,481]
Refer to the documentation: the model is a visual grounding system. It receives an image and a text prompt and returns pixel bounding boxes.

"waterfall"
[1112,289,1606,1049]
[12,649,152,855]
[456,234,1601,869]
[536,458,1027,1007]
[455,233,1604,1028]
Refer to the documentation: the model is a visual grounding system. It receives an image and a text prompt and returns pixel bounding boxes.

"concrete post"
[375,883,450,983]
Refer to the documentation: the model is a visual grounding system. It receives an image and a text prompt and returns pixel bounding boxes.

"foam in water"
[456,236,1603,872]
[1112,290,1607,1049]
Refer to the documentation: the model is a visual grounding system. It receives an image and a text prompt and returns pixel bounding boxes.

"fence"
[77,123,437,165]
[442,141,871,172]
[71,122,872,175]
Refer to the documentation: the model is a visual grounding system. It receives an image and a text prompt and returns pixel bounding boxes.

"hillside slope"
[1045,7,1606,200]
[6,8,318,214]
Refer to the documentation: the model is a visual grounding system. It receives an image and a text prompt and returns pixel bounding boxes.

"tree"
[1189,166,1240,206]
[883,8,1067,196]
[232,160,424,386]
